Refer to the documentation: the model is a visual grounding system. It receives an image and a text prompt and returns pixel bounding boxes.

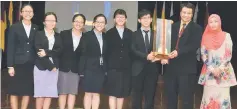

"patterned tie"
[175,23,186,50]
[143,30,150,52]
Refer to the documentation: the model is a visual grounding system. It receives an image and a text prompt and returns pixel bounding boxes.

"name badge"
[100,56,103,65]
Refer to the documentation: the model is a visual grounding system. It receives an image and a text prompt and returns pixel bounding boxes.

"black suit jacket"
[131,29,159,76]
[78,30,107,75]
[59,29,82,73]
[166,21,203,75]
[34,30,62,71]
[7,22,38,67]
[105,27,133,71]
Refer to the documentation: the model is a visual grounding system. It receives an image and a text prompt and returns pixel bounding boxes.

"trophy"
[152,18,172,59]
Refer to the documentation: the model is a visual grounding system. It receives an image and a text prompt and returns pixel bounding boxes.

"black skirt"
[82,69,105,93]
[104,69,132,98]
[7,62,34,96]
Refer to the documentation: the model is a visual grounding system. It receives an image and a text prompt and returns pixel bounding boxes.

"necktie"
[143,30,150,52]
[175,23,186,50]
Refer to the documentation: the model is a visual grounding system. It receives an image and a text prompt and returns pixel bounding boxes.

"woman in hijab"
[198,14,237,109]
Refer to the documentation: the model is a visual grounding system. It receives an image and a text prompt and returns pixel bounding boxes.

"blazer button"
[121,51,123,52]
[27,51,29,52]
[120,57,122,59]
[27,42,29,44]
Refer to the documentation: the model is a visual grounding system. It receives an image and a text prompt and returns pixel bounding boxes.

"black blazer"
[34,30,62,71]
[78,30,107,75]
[7,22,38,67]
[166,21,203,75]
[105,27,133,71]
[59,29,82,73]
[131,29,159,76]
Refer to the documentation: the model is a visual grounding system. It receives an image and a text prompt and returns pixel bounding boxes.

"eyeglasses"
[95,21,105,24]
[115,16,126,19]
[45,20,56,23]
[74,21,84,24]
[140,17,151,20]
[22,11,33,13]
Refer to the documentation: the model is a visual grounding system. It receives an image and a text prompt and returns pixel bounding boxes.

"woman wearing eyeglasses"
[34,12,62,109]
[7,4,38,109]
[78,14,107,109]
[57,14,86,109]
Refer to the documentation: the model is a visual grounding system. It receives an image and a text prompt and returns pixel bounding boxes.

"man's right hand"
[147,52,155,61]
[8,67,15,77]
[161,59,169,65]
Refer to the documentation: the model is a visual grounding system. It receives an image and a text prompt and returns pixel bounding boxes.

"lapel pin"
[34,28,35,30]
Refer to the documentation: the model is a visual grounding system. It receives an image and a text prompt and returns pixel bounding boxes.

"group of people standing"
[6,2,237,109]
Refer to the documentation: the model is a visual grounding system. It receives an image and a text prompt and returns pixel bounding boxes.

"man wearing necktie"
[131,9,160,109]
[161,3,203,109]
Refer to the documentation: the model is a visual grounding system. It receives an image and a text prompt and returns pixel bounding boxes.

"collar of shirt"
[140,27,151,42]
[22,21,32,28]
[116,26,124,33]
[116,26,124,38]
[180,20,191,30]
[140,27,151,33]
[72,31,82,39]
[22,21,31,37]
[44,28,55,38]
[93,29,102,38]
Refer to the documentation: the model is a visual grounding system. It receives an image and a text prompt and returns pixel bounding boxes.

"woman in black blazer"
[104,9,133,109]
[58,14,86,109]
[79,14,107,109]
[34,12,62,109]
[6,4,38,109]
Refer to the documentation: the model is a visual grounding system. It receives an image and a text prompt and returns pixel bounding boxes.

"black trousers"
[164,73,196,109]
[131,64,159,109]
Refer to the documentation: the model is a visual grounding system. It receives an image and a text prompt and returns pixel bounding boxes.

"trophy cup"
[152,18,172,59]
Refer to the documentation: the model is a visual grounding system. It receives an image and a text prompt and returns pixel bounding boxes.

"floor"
[1,69,237,109]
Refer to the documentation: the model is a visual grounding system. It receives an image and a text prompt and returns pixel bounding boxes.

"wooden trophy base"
[153,52,169,59]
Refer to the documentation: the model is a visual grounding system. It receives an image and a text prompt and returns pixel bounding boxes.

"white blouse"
[94,30,103,54]
[72,32,82,51]
[44,29,55,63]
[22,21,31,38]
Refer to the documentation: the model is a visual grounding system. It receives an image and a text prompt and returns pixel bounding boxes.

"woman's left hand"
[213,68,222,77]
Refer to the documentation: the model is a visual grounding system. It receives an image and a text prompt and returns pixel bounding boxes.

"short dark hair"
[93,14,107,24]
[113,9,127,18]
[20,4,34,21]
[72,14,86,24]
[21,4,33,12]
[138,9,152,19]
[180,3,195,14]
[44,12,58,22]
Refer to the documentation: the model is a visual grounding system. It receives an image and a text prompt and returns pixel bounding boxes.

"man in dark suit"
[131,9,160,109]
[161,3,203,109]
